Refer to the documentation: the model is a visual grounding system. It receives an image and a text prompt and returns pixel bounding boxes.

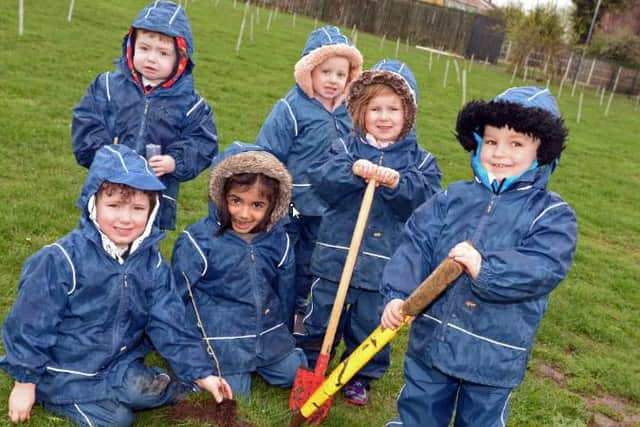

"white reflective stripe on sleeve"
[186,97,204,117]
[529,202,568,231]
[48,243,77,295]
[47,367,98,376]
[105,72,111,101]
[277,233,291,268]
[183,230,208,277]
[279,99,298,136]
[74,404,95,427]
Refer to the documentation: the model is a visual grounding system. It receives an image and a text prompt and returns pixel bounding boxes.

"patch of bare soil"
[171,398,255,427]
[585,395,640,427]
[538,362,566,385]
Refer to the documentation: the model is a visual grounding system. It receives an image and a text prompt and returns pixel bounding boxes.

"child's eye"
[484,139,497,145]
[253,202,266,209]
[337,72,346,78]
[511,141,523,147]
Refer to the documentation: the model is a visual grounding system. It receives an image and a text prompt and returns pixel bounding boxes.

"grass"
[1,0,639,426]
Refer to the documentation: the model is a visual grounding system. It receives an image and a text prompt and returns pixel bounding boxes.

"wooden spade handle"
[319,178,377,357]
[402,258,464,316]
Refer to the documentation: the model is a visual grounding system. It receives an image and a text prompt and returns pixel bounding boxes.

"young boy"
[381,87,578,426]
[0,145,231,426]
[255,26,363,322]
[72,1,217,230]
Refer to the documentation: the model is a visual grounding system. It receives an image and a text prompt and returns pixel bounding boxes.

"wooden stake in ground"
[443,60,450,88]
[18,0,24,35]
[484,56,489,68]
[292,12,296,28]
[523,66,528,83]
[266,9,273,31]
[395,38,400,59]
[604,67,622,116]
[462,69,467,106]
[314,17,317,29]
[558,53,574,98]
[600,86,606,106]
[428,51,433,72]
[469,54,474,73]
[453,60,460,84]
[250,12,255,44]
[380,33,386,50]
[235,3,249,55]
[635,94,640,111]
[546,78,551,89]
[510,65,518,84]
[352,30,358,47]
[571,77,579,97]
[577,90,584,124]
[67,0,75,22]
[586,58,596,86]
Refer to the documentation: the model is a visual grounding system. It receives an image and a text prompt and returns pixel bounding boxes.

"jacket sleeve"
[379,150,443,221]
[71,73,113,168]
[308,139,366,206]
[272,232,296,330]
[380,191,448,305]
[146,260,214,383]
[171,230,208,305]
[0,247,69,384]
[472,201,578,302]
[166,95,218,182]
[255,99,297,163]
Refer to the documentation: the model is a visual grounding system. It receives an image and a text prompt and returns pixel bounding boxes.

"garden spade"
[289,178,377,424]
[289,258,464,427]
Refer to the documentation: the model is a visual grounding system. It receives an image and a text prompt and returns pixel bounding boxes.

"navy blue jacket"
[0,145,216,405]
[72,1,217,230]
[171,144,296,375]
[309,132,442,291]
[382,163,577,388]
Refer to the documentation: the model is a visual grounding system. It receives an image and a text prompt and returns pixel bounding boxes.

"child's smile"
[226,183,270,234]
[480,125,540,181]
[365,91,405,143]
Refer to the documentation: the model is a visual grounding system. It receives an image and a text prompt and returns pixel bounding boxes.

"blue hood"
[77,144,165,212]
[370,59,419,104]
[130,1,194,59]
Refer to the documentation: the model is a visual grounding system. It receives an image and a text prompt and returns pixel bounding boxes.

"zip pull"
[250,248,256,262]
[486,198,496,214]
[124,274,128,288]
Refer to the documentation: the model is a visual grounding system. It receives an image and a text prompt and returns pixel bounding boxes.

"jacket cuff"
[0,361,42,385]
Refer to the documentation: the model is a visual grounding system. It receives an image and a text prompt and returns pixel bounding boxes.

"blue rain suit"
[171,143,305,395]
[382,139,577,423]
[0,145,217,426]
[255,26,361,312]
[72,1,218,230]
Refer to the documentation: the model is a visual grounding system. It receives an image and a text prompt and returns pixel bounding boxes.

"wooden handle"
[319,178,377,357]
[402,259,464,317]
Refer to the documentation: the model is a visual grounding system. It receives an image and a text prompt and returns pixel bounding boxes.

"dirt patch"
[585,395,640,427]
[171,399,255,427]
[538,362,566,385]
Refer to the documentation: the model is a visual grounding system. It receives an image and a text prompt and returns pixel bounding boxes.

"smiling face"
[364,88,405,143]
[311,56,350,110]
[95,186,152,246]
[225,182,272,235]
[480,125,541,181]
[133,29,176,85]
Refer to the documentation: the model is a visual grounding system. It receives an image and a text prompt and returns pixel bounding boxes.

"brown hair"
[349,84,402,134]
[134,28,175,46]
[96,182,157,212]
[217,173,280,235]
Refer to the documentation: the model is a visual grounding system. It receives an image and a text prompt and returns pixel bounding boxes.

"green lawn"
[0,1,638,426]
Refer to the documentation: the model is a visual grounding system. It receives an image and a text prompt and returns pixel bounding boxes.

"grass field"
[1,1,639,426]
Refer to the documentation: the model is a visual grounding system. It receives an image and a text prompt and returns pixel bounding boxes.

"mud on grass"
[172,399,255,427]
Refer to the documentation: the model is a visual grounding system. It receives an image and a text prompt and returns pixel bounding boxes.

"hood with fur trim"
[294,26,363,99]
[208,142,292,230]
[456,86,568,165]
[347,59,418,140]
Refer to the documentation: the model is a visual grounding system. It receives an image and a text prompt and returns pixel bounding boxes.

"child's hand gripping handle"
[289,259,464,426]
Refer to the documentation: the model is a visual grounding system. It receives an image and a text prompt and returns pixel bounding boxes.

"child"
[72,1,217,230]
[0,145,231,426]
[381,86,578,426]
[255,26,363,321]
[299,59,442,406]
[171,142,307,395]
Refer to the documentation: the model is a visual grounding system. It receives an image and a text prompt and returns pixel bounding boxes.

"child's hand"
[375,166,400,189]
[8,382,35,424]
[448,241,481,279]
[381,298,405,330]
[148,155,176,177]
[352,159,378,181]
[195,375,233,403]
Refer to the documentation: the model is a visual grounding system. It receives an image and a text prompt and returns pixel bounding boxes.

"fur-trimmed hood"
[456,86,568,165]
[347,59,418,141]
[294,26,363,100]
[208,142,292,230]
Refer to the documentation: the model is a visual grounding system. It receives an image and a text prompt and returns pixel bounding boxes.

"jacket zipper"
[138,99,149,139]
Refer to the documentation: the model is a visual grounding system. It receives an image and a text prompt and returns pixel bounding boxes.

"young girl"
[255,26,363,322]
[299,59,442,406]
[171,142,307,395]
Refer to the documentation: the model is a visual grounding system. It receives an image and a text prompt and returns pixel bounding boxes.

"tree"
[572,0,625,43]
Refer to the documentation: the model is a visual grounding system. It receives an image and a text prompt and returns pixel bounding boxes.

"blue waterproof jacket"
[382,161,578,388]
[309,131,442,291]
[171,144,297,375]
[0,145,215,405]
[72,1,217,230]
[255,26,362,217]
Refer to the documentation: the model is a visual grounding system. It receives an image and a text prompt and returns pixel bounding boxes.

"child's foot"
[343,380,368,406]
